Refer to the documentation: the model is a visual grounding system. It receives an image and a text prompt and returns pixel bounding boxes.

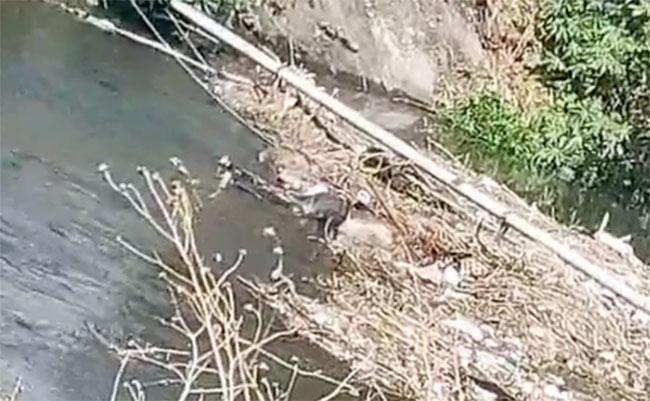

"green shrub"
[437,92,532,173]
[435,0,649,222]
[537,0,650,128]
[529,94,631,187]
[436,90,631,203]
[536,0,650,212]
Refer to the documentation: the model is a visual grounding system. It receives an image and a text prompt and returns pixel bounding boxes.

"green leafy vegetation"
[537,0,650,129]
[437,90,631,207]
[437,0,650,214]
[537,0,650,212]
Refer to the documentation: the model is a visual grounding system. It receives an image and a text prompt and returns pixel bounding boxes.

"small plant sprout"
[218,154,232,168]
[169,156,190,177]
[98,162,121,193]
[97,162,110,173]
[269,246,285,282]
[258,361,270,372]
[218,168,233,190]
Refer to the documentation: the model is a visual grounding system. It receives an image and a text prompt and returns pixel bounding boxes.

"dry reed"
[74,1,650,398]
[96,160,358,401]
[227,67,650,401]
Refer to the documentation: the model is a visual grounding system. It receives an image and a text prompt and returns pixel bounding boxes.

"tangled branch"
[97,159,357,401]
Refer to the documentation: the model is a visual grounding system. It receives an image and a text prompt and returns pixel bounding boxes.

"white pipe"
[170,0,650,314]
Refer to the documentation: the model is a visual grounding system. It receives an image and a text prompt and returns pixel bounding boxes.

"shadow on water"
[0,2,346,400]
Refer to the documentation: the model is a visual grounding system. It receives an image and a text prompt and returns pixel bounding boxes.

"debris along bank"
[65,0,650,400]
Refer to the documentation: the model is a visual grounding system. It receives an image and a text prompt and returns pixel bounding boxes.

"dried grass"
[96,161,358,401]
[435,0,547,110]
[221,67,650,401]
[72,1,650,398]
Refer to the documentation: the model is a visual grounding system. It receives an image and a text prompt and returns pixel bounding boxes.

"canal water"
[1,2,333,400]
[3,1,646,400]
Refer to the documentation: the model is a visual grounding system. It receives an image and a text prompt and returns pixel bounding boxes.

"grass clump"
[436,92,532,174]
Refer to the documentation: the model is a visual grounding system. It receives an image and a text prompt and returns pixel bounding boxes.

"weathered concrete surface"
[253,0,487,101]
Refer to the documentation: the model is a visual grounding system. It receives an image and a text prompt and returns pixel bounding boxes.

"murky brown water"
[0,2,339,400]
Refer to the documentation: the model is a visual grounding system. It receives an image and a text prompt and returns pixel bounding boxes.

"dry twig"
[97,160,357,400]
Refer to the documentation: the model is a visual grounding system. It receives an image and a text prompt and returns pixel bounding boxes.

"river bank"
[203,40,650,401]
[242,0,650,262]
[14,1,650,400]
